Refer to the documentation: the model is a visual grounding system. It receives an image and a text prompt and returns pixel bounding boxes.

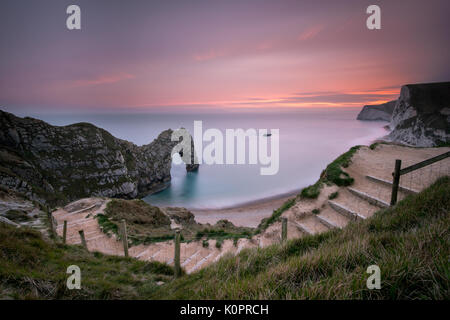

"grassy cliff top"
[152,176,450,299]
[0,177,448,299]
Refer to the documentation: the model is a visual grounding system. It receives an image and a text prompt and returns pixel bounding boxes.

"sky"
[0,0,449,114]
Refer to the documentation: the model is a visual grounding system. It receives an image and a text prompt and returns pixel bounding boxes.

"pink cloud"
[69,73,135,87]
[193,49,226,62]
[298,25,325,41]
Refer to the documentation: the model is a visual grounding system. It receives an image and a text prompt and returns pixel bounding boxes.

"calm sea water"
[31,108,387,209]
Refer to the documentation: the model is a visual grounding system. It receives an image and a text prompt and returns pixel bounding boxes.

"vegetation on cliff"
[153,176,450,299]
[97,199,254,246]
[0,176,448,299]
[256,145,360,233]
[301,145,360,199]
[0,222,174,299]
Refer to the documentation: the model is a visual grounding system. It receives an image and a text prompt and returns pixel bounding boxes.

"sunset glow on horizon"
[1,0,449,113]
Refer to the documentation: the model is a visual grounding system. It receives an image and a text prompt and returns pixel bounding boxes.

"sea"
[28,107,387,210]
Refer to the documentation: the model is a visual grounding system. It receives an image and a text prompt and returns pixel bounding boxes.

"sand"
[190,192,297,227]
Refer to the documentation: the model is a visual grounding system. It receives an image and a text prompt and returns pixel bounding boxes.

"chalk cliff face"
[387,82,450,147]
[356,100,396,121]
[0,110,198,205]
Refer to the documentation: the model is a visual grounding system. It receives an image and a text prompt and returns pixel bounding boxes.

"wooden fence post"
[46,207,55,238]
[174,229,181,278]
[390,159,402,206]
[78,230,87,250]
[281,217,287,242]
[121,219,129,257]
[63,220,67,244]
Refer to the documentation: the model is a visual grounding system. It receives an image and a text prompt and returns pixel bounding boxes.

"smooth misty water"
[33,108,387,209]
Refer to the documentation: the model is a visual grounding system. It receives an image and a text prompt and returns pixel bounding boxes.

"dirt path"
[52,144,449,274]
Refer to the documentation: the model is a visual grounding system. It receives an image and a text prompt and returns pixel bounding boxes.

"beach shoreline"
[187,190,299,227]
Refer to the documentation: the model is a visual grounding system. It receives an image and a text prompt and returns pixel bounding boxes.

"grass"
[96,214,118,236]
[328,192,339,200]
[0,223,175,299]
[300,146,360,199]
[152,176,450,299]
[255,197,296,233]
[215,239,224,249]
[369,142,379,150]
[195,228,252,241]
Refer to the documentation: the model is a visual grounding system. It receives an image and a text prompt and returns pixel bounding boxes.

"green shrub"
[215,239,223,249]
[328,192,339,200]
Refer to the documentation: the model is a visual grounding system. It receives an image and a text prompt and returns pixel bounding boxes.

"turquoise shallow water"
[33,108,387,209]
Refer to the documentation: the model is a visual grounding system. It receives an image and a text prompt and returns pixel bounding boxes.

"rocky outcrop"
[387,82,450,147]
[0,110,198,206]
[357,100,396,121]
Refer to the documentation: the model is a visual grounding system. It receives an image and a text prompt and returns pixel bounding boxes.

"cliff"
[0,110,198,205]
[356,100,396,121]
[387,82,450,147]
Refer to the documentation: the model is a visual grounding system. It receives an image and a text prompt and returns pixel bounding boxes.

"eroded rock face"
[388,82,450,147]
[0,110,198,205]
[357,100,396,121]
[164,207,197,225]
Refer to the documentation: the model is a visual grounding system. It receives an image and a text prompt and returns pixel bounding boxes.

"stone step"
[328,200,366,221]
[72,233,106,244]
[331,187,381,219]
[316,206,350,229]
[189,251,216,273]
[181,250,201,267]
[182,248,212,272]
[348,188,389,208]
[293,216,329,235]
[365,175,418,194]
[55,217,96,229]
[67,229,98,241]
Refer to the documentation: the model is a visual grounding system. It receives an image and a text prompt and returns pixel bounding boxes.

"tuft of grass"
[96,214,118,236]
[328,192,339,200]
[322,146,360,186]
[369,142,379,150]
[153,176,450,300]
[256,198,296,233]
[300,182,322,199]
[215,239,223,249]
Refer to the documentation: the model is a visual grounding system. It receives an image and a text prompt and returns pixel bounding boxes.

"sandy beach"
[189,191,298,227]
